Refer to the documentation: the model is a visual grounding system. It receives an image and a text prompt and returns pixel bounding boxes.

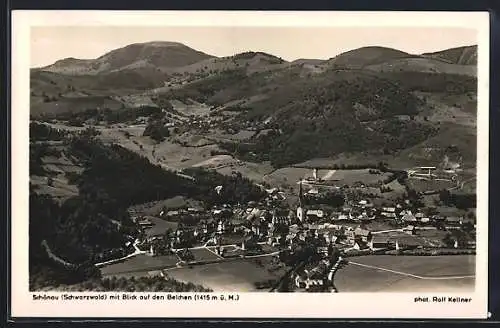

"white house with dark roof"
[358,200,368,206]
[403,225,416,235]
[382,212,397,219]
[402,212,417,223]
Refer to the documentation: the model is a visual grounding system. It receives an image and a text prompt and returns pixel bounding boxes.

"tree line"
[439,189,476,209]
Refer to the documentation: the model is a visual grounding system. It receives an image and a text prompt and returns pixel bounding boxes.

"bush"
[143,121,170,143]
[30,122,67,141]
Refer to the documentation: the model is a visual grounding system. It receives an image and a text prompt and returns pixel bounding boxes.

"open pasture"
[322,169,392,185]
[335,255,475,292]
[190,248,224,261]
[264,168,391,190]
[407,178,456,192]
[100,254,179,276]
[163,258,283,292]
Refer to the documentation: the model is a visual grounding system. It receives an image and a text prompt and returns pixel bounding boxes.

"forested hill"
[31,43,477,168]
[29,128,266,288]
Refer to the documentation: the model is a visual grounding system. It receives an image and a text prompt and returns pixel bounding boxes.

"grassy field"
[325,169,392,185]
[435,206,468,217]
[374,230,454,248]
[264,167,313,187]
[190,248,223,261]
[171,99,211,117]
[100,254,179,276]
[130,196,204,216]
[336,255,475,292]
[407,178,456,192]
[265,168,393,191]
[30,175,79,201]
[144,216,180,238]
[216,161,274,182]
[417,229,449,247]
[163,257,284,292]
[414,91,477,128]
[365,221,398,232]
[210,129,257,142]
[191,154,238,168]
[30,150,83,201]
[460,178,477,193]
[297,154,416,171]
[96,128,221,170]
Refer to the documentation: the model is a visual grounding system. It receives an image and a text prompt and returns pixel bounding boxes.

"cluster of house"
[294,256,346,292]
[298,197,476,232]
[129,204,294,255]
[183,114,228,131]
[279,222,416,253]
[127,179,476,256]
[377,205,476,230]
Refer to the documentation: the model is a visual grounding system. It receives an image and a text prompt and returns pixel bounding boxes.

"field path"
[371,229,403,234]
[322,170,337,180]
[348,261,475,280]
[41,240,75,268]
[95,239,145,268]
[205,247,224,259]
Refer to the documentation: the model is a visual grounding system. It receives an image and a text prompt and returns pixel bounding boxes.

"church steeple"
[297,181,305,223]
[299,181,303,207]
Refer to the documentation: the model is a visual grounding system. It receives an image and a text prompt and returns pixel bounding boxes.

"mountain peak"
[41,41,214,75]
[121,41,188,48]
[327,46,411,68]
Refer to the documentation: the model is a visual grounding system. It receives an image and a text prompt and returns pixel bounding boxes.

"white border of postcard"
[11,10,490,319]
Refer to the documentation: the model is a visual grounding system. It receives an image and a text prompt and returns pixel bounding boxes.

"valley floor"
[335,255,475,292]
[99,253,475,293]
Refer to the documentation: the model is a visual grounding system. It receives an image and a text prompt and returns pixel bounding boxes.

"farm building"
[420,217,431,224]
[137,217,154,228]
[395,237,422,250]
[415,213,425,221]
[381,211,397,219]
[354,228,372,242]
[187,207,204,213]
[295,260,331,292]
[165,210,180,218]
[445,216,464,229]
[401,212,417,223]
[403,225,416,235]
[336,214,349,221]
[369,236,391,250]
[353,240,370,250]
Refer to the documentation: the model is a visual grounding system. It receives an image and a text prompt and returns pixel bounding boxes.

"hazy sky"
[30,26,477,67]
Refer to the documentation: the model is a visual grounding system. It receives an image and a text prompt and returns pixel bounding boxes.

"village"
[112,167,476,293]
[29,115,477,293]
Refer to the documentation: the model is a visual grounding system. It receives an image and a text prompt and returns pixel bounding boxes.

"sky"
[30,26,477,68]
